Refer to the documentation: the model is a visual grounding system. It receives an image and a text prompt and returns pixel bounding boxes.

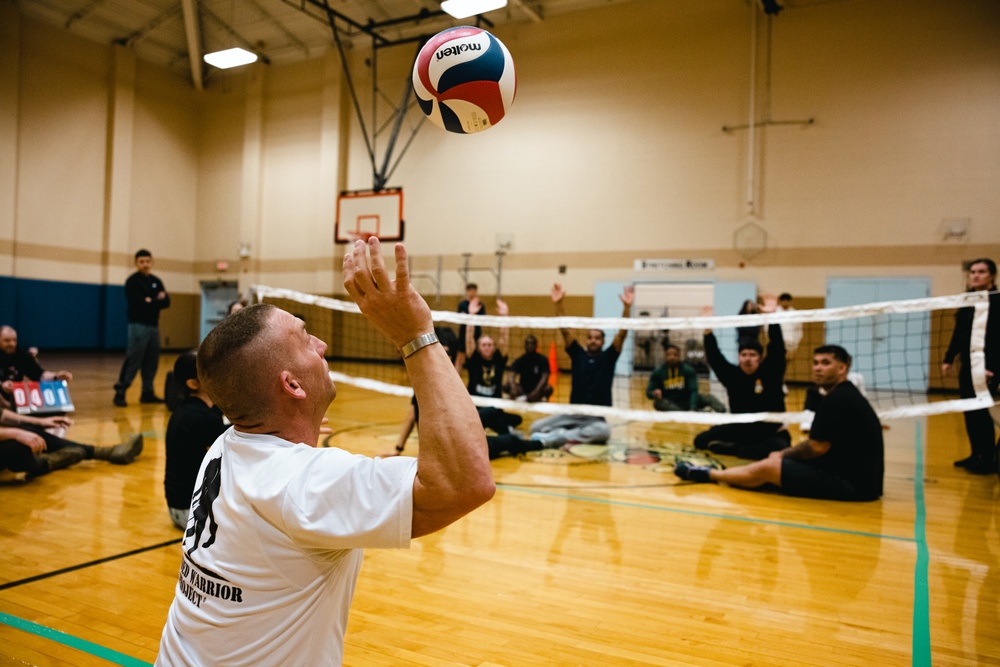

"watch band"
[400,332,440,358]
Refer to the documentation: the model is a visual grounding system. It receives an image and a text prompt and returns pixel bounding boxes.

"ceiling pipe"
[508,0,542,23]
[180,0,204,90]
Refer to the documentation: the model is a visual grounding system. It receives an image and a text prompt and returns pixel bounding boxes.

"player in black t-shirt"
[550,282,633,407]
[676,345,884,501]
[506,335,553,402]
[164,351,227,529]
[463,297,509,398]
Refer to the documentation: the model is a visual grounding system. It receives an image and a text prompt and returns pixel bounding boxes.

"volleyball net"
[250,285,995,426]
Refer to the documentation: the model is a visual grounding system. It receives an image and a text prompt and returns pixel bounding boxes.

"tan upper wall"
[0,0,997,315]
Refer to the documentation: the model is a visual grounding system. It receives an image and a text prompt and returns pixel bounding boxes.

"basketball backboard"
[335,189,404,244]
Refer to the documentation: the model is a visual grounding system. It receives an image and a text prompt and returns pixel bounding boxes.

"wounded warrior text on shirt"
[177,554,244,608]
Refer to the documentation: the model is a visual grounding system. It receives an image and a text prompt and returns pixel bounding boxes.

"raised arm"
[343,239,494,539]
[759,294,786,375]
[551,283,575,347]
[611,285,634,352]
[495,299,510,356]
[464,295,480,361]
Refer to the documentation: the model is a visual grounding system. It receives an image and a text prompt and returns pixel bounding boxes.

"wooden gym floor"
[1,352,998,666]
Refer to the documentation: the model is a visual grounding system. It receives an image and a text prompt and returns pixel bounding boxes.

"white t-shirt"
[778,305,804,353]
[156,427,417,666]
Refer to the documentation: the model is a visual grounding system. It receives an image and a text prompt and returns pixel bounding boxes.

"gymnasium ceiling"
[15,0,645,86]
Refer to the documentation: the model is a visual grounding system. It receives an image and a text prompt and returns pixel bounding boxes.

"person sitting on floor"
[164,350,227,530]
[506,335,554,403]
[647,341,726,413]
[693,295,790,460]
[0,325,74,403]
[0,408,143,480]
[675,345,884,502]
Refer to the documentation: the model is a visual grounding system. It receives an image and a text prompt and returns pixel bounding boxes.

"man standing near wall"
[114,249,170,407]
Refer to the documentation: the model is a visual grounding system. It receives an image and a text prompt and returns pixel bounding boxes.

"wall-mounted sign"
[634,258,715,272]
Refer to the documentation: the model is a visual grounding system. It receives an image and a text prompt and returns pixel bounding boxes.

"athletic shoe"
[140,393,165,404]
[113,392,127,407]
[674,461,713,483]
[97,434,144,465]
[953,455,977,468]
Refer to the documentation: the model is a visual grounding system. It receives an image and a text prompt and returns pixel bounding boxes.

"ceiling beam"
[180,0,204,90]
[509,0,543,22]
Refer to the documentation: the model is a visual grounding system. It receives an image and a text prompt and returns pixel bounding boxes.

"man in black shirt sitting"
[676,345,884,502]
[506,335,553,403]
[693,294,789,459]
[0,326,74,401]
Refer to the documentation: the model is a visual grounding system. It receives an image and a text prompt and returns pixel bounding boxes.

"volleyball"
[412,26,516,134]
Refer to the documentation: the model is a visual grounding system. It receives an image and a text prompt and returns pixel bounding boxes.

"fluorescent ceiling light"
[204,47,258,69]
[441,0,508,19]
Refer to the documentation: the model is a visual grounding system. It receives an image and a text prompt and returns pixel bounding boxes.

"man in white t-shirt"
[777,292,803,357]
[156,239,495,666]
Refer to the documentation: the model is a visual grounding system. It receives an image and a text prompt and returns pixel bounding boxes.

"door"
[200,281,240,342]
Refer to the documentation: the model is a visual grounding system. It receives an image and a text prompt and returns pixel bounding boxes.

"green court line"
[0,612,152,666]
[911,420,932,666]
[497,484,915,542]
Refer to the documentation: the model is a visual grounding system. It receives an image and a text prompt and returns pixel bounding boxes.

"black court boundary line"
[0,539,181,591]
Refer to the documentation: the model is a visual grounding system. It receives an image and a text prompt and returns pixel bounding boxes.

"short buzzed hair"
[135,249,152,260]
[197,303,279,423]
[814,344,852,368]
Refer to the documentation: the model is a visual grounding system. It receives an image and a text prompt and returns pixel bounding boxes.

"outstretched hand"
[620,285,634,306]
[551,283,566,304]
[495,298,509,316]
[343,238,433,350]
[759,293,778,314]
[700,305,714,335]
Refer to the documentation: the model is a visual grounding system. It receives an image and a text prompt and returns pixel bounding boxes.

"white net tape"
[256,286,996,425]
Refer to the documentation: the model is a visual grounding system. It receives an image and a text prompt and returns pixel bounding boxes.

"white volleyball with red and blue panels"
[412,26,516,134]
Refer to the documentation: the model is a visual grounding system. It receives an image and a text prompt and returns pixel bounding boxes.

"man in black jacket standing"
[114,249,171,406]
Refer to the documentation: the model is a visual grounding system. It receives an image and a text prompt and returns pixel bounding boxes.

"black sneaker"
[953,455,977,468]
[113,393,127,407]
[674,461,713,483]
[140,393,165,404]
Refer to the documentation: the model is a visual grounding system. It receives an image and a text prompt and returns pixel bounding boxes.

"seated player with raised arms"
[464,296,509,399]
[156,239,494,665]
[388,327,559,460]
[693,294,790,460]
[528,283,633,447]
[675,345,884,502]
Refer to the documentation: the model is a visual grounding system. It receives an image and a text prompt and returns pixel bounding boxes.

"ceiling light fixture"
[441,0,508,19]
[203,47,258,69]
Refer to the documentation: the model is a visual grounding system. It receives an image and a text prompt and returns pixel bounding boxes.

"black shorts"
[780,459,872,501]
